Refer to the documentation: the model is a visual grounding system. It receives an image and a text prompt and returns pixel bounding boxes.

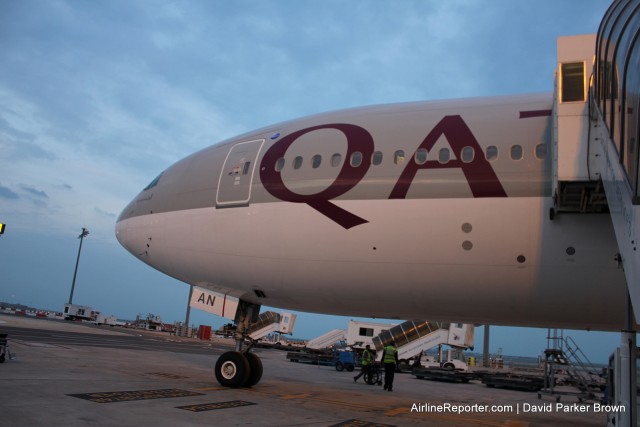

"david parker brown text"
[411,402,626,414]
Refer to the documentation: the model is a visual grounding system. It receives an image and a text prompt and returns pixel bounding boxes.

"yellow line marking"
[280,393,312,400]
[193,387,226,391]
[384,407,408,416]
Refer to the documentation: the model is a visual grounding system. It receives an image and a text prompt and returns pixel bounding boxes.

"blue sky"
[0,0,622,362]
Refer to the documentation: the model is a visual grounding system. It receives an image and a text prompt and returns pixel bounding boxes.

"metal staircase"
[246,311,296,341]
[539,329,604,401]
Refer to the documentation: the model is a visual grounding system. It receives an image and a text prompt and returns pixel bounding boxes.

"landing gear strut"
[214,301,263,388]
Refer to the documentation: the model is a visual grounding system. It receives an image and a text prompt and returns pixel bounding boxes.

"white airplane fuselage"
[116,93,627,331]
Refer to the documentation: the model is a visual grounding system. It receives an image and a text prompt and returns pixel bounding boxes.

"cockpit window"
[143,172,164,191]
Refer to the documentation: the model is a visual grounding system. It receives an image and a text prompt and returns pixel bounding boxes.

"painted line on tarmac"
[193,386,228,391]
[328,419,396,427]
[176,400,256,412]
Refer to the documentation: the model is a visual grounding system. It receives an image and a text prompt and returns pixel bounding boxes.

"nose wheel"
[215,351,250,387]
[214,301,264,388]
[215,350,264,388]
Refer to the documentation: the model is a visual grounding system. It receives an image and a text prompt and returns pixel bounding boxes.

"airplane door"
[216,139,264,207]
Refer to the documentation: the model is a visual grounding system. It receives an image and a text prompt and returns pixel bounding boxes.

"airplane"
[115,2,636,389]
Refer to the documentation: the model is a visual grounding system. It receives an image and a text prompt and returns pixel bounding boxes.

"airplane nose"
[115,211,138,257]
[115,169,166,258]
[115,195,150,259]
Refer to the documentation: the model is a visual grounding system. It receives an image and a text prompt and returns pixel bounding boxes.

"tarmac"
[0,313,609,426]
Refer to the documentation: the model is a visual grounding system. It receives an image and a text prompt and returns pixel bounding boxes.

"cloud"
[0,112,55,161]
[19,185,48,199]
[0,185,19,200]
[94,207,116,218]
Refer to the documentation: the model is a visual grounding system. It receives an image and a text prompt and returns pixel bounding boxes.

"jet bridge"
[553,1,640,425]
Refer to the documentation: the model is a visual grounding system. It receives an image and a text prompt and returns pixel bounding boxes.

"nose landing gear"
[214,301,264,388]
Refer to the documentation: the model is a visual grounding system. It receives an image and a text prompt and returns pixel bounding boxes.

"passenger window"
[486,146,498,161]
[461,146,474,163]
[535,144,547,160]
[275,157,285,172]
[394,150,405,165]
[372,151,383,166]
[415,148,427,165]
[331,153,342,167]
[311,154,322,169]
[293,156,303,170]
[439,148,450,164]
[242,161,251,175]
[510,145,523,160]
[350,151,363,167]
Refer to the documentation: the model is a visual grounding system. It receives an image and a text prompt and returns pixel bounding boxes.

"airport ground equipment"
[247,311,296,341]
[0,333,15,363]
[94,313,118,326]
[63,303,96,321]
[537,329,604,402]
[482,374,544,392]
[306,328,347,350]
[334,350,355,372]
[413,366,476,384]
[372,321,473,366]
[286,350,336,366]
[306,320,397,350]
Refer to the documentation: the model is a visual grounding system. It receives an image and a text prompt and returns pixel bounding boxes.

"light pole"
[68,227,89,305]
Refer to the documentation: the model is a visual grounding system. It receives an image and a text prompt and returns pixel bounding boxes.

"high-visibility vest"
[383,345,397,364]
[362,349,372,365]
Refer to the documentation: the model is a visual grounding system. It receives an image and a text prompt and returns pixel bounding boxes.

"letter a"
[389,115,507,199]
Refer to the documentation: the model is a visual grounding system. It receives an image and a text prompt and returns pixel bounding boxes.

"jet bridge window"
[560,62,585,102]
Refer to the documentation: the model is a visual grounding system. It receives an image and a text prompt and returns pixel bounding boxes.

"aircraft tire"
[215,351,250,388]
[244,353,263,387]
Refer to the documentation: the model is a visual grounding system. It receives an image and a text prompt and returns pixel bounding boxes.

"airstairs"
[247,311,296,341]
[371,320,474,363]
[539,329,604,401]
[306,328,347,350]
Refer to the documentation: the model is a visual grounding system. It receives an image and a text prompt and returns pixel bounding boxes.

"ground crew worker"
[382,340,398,391]
[353,344,373,382]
